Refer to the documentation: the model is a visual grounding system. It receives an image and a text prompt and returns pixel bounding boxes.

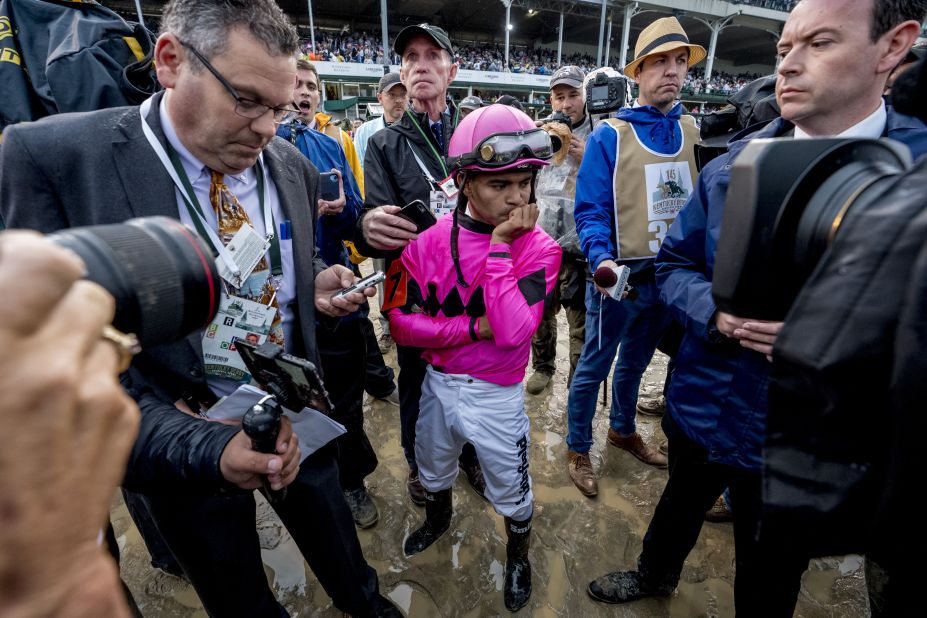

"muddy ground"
[112,278,870,617]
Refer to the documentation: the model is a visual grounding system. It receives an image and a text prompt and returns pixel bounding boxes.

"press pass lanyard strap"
[407,139,438,186]
[405,108,449,179]
[139,96,281,278]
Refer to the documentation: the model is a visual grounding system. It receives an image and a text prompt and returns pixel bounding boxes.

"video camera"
[235,339,333,502]
[541,110,572,130]
[584,70,629,115]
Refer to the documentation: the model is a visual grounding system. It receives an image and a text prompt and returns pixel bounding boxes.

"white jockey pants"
[415,365,533,521]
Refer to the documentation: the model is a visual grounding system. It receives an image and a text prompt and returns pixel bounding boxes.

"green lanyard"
[406,108,451,179]
[164,143,282,277]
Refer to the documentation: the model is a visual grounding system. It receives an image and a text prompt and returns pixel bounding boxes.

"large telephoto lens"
[713,138,911,320]
[49,217,220,348]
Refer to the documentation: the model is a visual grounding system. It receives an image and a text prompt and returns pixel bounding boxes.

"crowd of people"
[299,26,762,100]
[302,29,397,65]
[736,0,796,10]
[683,69,764,95]
[2,0,926,616]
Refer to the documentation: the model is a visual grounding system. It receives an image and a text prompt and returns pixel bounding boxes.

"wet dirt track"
[112,291,871,617]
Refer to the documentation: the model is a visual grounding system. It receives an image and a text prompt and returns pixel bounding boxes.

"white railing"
[312,61,553,88]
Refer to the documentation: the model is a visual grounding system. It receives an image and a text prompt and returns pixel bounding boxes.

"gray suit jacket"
[0,91,326,490]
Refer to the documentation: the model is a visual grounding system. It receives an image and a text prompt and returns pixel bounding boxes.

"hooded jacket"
[574,102,696,281]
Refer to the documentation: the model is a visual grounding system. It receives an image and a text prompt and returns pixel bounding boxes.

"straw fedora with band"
[623,16,707,79]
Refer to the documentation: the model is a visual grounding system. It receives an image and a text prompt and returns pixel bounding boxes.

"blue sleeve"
[275,124,292,142]
[654,161,721,341]
[318,144,362,243]
[574,123,618,270]
[354,124,369,168]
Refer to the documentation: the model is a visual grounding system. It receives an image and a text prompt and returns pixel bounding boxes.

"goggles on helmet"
[456,129,553,169]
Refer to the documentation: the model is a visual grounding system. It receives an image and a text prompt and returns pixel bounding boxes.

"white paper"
[207,384,346,463]
[216,223,271,287]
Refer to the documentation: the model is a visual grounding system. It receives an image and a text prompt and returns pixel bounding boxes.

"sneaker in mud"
[636,395,666,417]
[587,570,675,604]
[525,371,552,395]
[344,487,379,529]
[378,333,394,354]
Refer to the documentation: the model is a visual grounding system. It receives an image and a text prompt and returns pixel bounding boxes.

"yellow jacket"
[314,112,365,198]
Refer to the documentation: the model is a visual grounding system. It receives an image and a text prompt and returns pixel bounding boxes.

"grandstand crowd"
[299,28,763,98]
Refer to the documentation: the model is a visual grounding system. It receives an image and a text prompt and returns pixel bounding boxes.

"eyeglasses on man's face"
[180,41,300,124]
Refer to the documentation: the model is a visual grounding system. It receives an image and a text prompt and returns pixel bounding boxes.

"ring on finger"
[101,325,141,372]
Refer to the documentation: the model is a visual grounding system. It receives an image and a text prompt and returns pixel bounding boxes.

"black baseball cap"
[550,65,584,89]
[394,23,455,58]
[494,94,524,112]
[459,95,483,110]
[377,72,404,94]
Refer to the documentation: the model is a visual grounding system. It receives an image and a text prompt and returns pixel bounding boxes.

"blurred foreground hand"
[0,231,139,618]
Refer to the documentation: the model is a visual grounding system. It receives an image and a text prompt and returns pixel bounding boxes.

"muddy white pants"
[415,365,533,521]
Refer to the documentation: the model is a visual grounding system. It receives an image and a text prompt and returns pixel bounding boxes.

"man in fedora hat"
[565,16,704,498]
[589,0,927,614]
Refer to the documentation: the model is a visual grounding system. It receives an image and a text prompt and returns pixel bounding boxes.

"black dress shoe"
[587,570,675,604]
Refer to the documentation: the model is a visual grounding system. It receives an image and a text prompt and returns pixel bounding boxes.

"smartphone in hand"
[331,271,386,299]
[319,172,340,201]
[398,199,437,233]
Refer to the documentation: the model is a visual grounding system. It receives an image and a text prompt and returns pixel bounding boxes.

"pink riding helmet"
[449,104,552,173]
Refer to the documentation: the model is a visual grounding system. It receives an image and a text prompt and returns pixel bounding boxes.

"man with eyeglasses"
[0,1,401,616]
[276,59,391,530]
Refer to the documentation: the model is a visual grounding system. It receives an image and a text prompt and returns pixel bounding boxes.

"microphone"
[593,264,631,300]
[593,266,618,288]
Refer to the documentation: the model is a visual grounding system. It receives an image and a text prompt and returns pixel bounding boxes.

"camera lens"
[782,141,908,282]
[49,217,220,348]
[715,138,911,320]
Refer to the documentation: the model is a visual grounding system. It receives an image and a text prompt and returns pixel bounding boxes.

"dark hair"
[870,0,927,41]
[162,0,299,68]
[297,59,320,86]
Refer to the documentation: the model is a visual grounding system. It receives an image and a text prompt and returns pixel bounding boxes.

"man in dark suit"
[0,1,399,616]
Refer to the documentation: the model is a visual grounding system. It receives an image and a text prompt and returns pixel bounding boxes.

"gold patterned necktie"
[208,170,284,346]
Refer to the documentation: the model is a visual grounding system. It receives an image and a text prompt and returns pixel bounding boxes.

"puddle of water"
[803,566,841,605]
[260,538,308,594]
[388,582,413,614]
[671,578,733,618]
[839,554,864,576]
[487,558,505,591]
[542,429,563,462]
[542,548,570,610]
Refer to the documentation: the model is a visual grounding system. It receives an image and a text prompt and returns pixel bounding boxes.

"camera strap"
[139,96,281,281]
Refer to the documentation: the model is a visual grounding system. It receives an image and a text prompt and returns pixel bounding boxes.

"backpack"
[0,0,160,135]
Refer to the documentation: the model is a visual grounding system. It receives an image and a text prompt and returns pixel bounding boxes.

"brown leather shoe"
[607,429,669,469]
[705,494,734,523]
[407,469,426,506]
[567,451,598,497]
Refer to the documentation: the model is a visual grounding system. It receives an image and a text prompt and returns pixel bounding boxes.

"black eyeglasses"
[181,41,300,124]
